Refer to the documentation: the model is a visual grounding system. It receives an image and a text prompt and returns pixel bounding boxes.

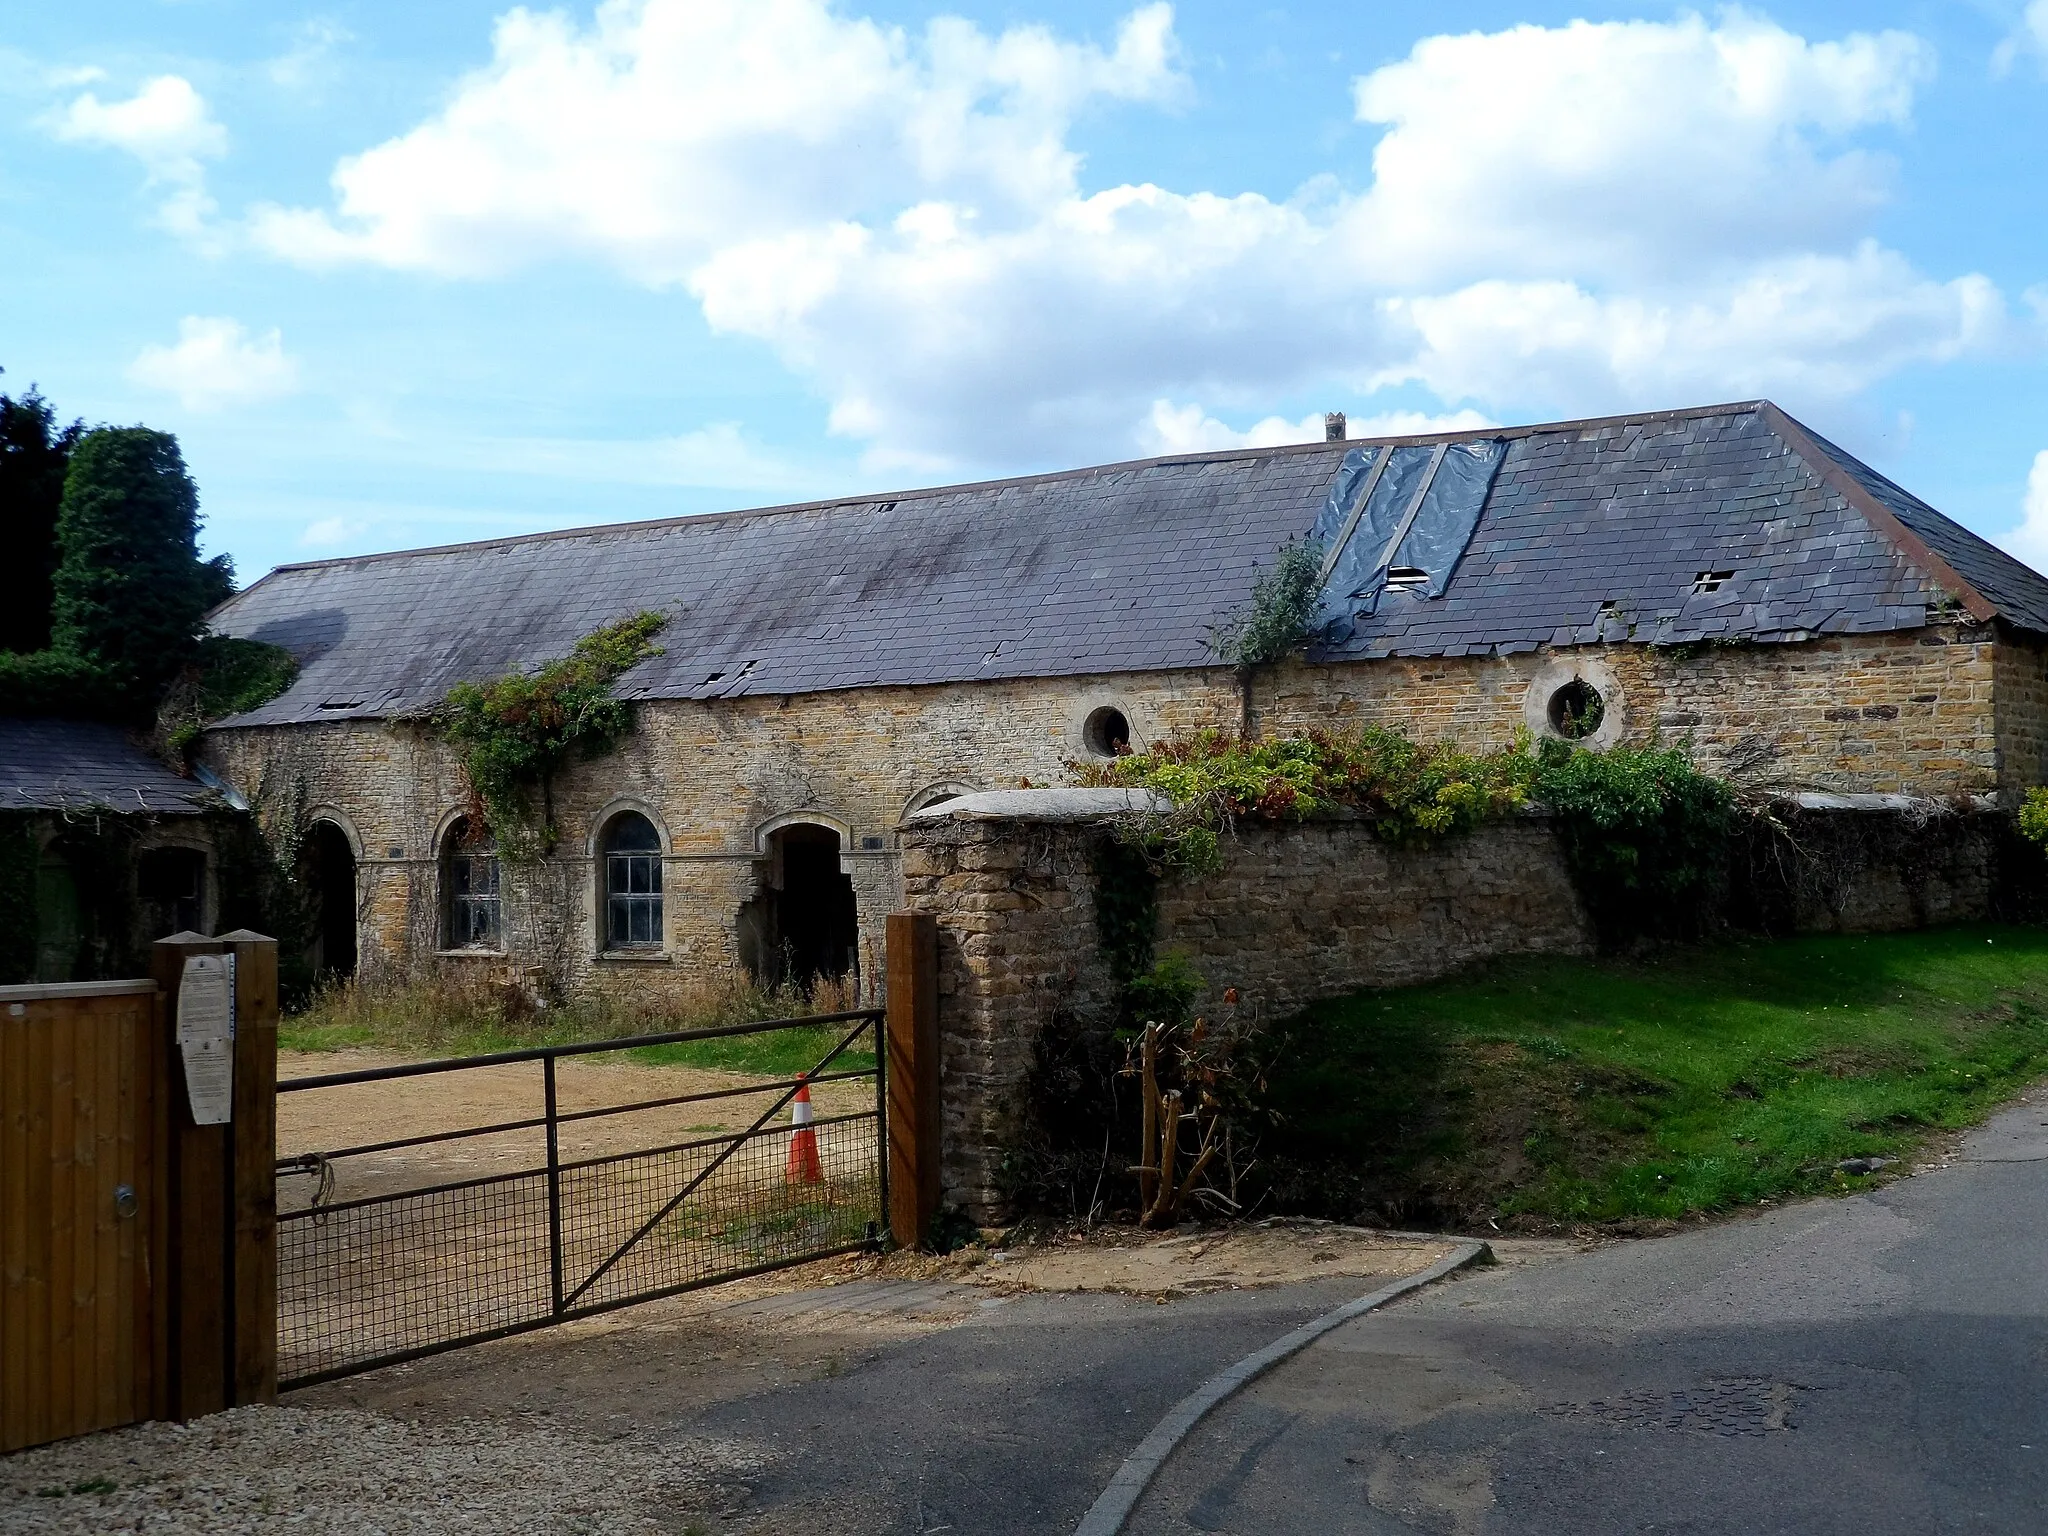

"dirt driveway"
[278,1048,874,1206]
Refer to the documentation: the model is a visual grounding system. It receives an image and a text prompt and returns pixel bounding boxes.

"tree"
[0,384,85,654]
[49,428,234,701]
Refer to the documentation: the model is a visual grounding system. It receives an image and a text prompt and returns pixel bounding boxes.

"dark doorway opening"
[137,847,206,939]
[739,824,858,990]
[302,821,358,980]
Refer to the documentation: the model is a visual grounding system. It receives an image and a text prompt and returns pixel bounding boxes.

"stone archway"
[301,820,358,980]
[740,822,858,990]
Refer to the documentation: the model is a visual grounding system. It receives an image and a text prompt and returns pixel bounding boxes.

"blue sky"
[6,0,2048,584]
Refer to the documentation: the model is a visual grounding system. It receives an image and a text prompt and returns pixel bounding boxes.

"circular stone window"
[1082,705,1133,758]
[1546,678,1607,740]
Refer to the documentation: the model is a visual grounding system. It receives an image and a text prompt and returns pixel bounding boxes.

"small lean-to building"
[0,717,236,984]
[198,401,2048,998]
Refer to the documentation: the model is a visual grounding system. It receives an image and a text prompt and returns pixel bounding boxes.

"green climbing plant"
[1076,724,1738,945]
[431,612,668,861]
[1211,540,1325,667]
[2019,787,2048,849]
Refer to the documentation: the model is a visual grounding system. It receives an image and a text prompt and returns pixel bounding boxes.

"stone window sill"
[594,950,672,965]
[436,948,508,959]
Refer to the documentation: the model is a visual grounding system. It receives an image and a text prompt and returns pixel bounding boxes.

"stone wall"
[897,808,1596,1217]
[1994,629,2048,794]
[199,626,2033,999]
[899,792,2014,1219]
[1255,624,2008,796]
[202,669,1238,998]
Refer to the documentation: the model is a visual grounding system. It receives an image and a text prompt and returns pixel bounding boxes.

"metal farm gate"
[274,1009,887,1387]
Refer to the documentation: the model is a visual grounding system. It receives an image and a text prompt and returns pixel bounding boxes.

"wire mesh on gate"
[275,1010,886,1387]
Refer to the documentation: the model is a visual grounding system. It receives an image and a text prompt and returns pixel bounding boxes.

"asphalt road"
[1127,1086,2048,1536]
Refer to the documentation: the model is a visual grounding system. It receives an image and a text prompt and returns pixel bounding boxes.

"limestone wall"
[1255,625,2008,796]
[899,794,2011,1218]
[199,626,2032,1000]
[1994,629,2048,794]
[897,811,1596,1216]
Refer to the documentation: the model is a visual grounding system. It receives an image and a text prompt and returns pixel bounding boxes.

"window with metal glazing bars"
[446,824,501,949]
[604,812,663,949]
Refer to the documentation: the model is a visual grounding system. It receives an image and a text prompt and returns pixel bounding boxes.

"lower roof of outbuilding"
[206,400,2048,729]
[1,719,219,816]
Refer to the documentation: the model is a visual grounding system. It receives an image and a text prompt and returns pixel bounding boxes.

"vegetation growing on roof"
[1210,539,1325,668]
[158,635,302,762]
[431,611,668,861]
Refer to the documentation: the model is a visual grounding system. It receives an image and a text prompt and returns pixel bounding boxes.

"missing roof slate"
[1311,438,1506,624]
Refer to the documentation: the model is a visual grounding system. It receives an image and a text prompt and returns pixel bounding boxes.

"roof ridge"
[232,399,1768,588]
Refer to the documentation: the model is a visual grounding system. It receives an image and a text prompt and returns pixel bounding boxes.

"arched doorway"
[301,820,358,980]
[741,823,858,989]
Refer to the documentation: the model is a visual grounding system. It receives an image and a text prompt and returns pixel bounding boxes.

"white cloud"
[266,19,353,90]
[1992,1,2048,76]
[253,3,2002,468]
[1347,14,1930,288]
[1140,401,1494,454]
[128,317,301,411]
[253,0,1181,280]
[300,516,366,550]
[2003,450,2048,574]
[49,74,225,237]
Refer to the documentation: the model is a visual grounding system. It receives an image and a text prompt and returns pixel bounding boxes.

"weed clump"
[1211,539,1325,668]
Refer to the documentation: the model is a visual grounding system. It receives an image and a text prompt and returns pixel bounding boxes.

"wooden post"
[150,932,277,1417]
[220,931,278,1406]
[885,912,940,1250]
[150,934,226,1421]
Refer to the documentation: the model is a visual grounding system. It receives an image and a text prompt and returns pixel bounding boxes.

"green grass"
[1260,923,2048,1227]
[625,1024,875,1077]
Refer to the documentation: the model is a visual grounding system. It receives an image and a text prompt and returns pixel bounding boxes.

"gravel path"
[0,1403,754,1535]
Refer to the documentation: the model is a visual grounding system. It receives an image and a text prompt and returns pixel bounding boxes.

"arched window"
[602,811,663,950]
[442,818,501,950]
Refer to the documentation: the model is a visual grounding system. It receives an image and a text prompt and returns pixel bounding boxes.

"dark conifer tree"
[0,384,85,654]
[50,428,232,699]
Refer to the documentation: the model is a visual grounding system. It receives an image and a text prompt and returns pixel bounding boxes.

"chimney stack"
[1324,411,1347,442]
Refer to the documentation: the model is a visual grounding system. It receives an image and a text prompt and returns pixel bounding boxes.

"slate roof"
[208,401,2048,727]
[0,719,218,815]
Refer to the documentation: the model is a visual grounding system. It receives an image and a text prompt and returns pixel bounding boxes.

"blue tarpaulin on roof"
[1312,439,1505,627]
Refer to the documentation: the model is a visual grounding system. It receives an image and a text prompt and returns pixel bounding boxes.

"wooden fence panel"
[1,981,160,1454]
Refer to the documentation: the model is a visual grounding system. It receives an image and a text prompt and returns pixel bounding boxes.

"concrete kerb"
[1071,1238,1494,1536]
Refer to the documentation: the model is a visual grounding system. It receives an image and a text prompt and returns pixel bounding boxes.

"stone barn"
[198,400,2048,999]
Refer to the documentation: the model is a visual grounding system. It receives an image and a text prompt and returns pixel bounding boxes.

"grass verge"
[1259,923,2048,1229]
[279,969,876,1077]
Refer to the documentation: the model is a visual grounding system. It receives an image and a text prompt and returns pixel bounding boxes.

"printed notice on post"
[178,951,235,1126]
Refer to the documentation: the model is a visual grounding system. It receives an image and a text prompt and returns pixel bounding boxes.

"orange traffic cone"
[786,1076,824,1185]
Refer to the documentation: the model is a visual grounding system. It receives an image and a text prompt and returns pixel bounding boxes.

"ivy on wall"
[430,612,668,861]
[2021,788,2048,849]
[1078,724,1741,948]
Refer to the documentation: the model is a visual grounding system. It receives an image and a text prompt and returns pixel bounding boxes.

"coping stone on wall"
[902,787,1174,826]
[1778,790,2001,814]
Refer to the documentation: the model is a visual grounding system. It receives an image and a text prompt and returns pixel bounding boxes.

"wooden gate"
[2,932,278,1454]
[0,980,162,1454]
